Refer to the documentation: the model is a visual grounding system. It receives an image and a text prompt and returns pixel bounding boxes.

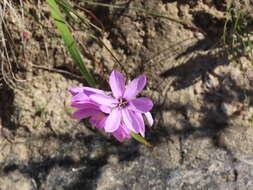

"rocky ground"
[1,0,253,189]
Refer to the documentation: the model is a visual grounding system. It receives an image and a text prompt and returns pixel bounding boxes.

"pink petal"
[136,113,145,137]
[128,98,153,113]
[71,93,89,103]
[83,87,107,96]
[124,75,146,100]
[122,109,139,133]
[112,124,131,141]
[109,70,125,98]
[99,105,112,114]
[72,108,100,119]
[71,92,113,109]
[90,94,118,106]
[71,93,97,108]
[98,116,107,128]
[89,115,100,126]
[111,127,125,141]
[68,87,85,95]
[69,86,108,97]
[104,108,121,132]
[89,113,107,129]
[71,101,98,109]
[144,112,154,127]
[121,123,131,135]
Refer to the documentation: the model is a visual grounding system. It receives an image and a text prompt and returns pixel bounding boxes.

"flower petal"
[68,86,85,95]
[72,108,100,119]
[89,113,107,129]
[98,116,107,129]
[83,87,107,96]
[104,108,121,132]
[144,112,154,127]
[71,101,98,109]
[124,75,146,100]
[136,113,145,137]
[71,93,98,108]
[112,124,131,141]
[109,70,125,98]
[69,86,108,97]
[122,109,139,133]
[89,115,99,126]
[128,98,153,113]
[99,105,112,114]
[111,127,125,142]
[121,123,131,135]
[71,93,89,103]
[90,94,118,106]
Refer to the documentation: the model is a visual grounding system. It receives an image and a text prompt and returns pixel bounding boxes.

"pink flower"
[68,70,154,141]
[90,70,153,137]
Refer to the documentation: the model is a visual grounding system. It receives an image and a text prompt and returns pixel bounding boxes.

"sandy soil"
[0,0,253,189]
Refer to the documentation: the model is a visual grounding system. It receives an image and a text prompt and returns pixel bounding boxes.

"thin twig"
[30,63,83,79]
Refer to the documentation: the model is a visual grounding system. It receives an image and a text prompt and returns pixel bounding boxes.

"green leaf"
[130,132,153,148]
[46,0,95,87]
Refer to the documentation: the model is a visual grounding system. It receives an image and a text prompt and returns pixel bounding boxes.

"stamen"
[118,98,128,107]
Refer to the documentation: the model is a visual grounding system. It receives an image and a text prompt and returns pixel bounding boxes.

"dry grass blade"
[0,0,26,89]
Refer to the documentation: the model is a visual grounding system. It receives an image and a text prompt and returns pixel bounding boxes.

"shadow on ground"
[0,129,141,190]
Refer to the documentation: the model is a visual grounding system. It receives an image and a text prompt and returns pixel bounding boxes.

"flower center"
[118,98,128,108]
